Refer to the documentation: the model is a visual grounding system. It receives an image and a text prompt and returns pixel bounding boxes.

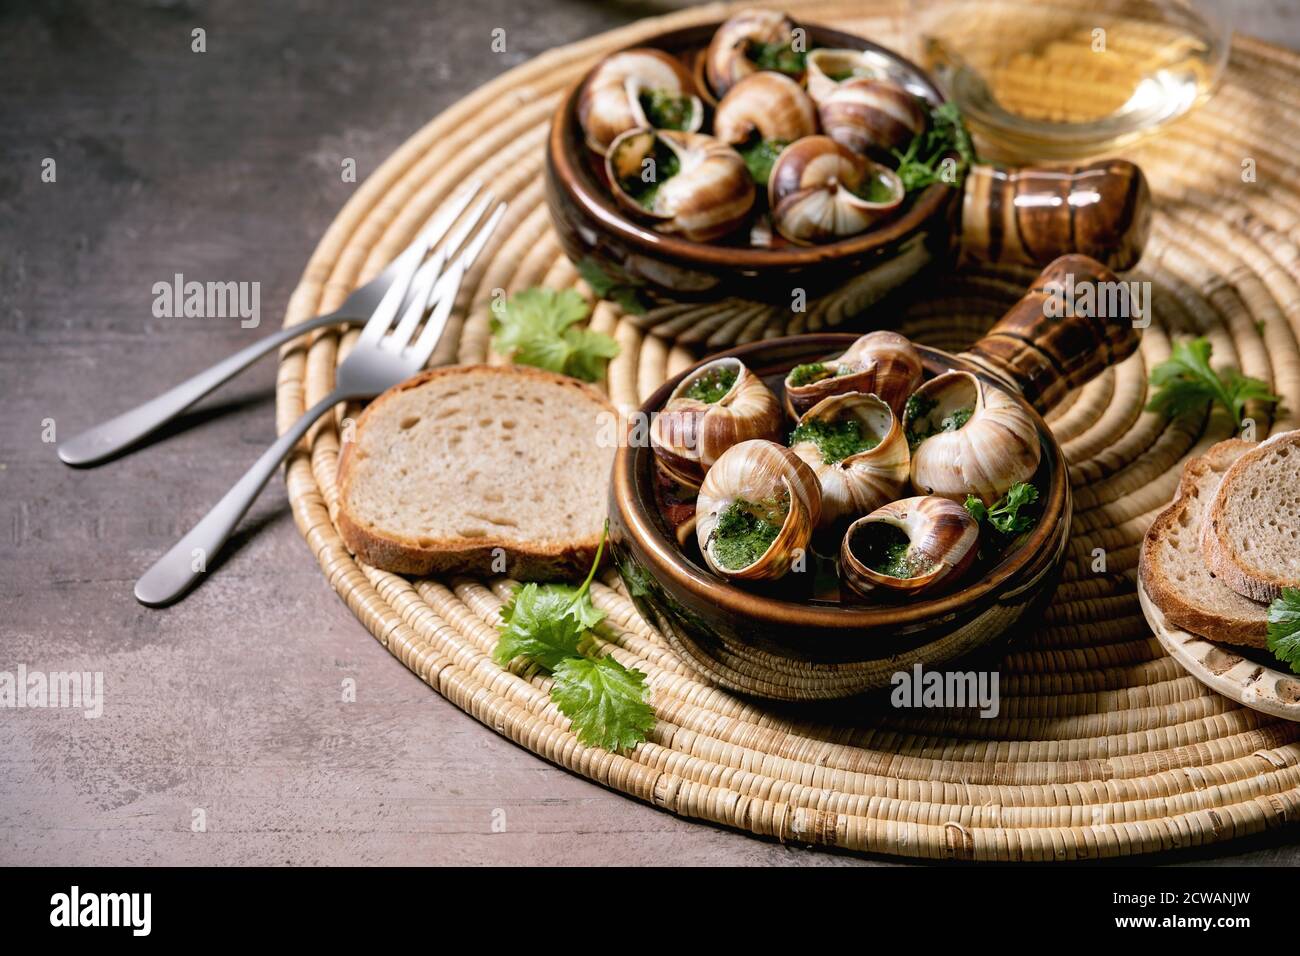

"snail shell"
[704,8,804,100]
[696,439,822,581]
[905,370,1041,506]
[650,357,784,488]
[577,48,704,154]
[805,48,884,105]
[606,129,756,242]
[789,392,910,529]
[713,71,817,148]
[768,136,905,245]
[818,77,928,158]
[840,495,979,598]
[783,330,923,419]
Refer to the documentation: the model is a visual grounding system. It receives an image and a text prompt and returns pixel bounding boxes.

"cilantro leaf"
[987,481,1038,534]
[891,101,975,193]
[1146,337,1279,427]
[1267,588,1300,674]
[550,655,654,752]
[963,495,988,524]
[490,286,619,382]
[494,584,585,670]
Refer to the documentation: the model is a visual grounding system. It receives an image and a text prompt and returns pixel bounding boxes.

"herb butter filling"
[619,138,681,211]
[685,365,738,403]
[848,171,898,204]
[736,137,787,186]
[639,90,694,131]
[747,40,806,76]
[860,523,935,579]
[905,395,974,448]
[788,361,852,387]
[710,495,788,570]
[789,417,879,464]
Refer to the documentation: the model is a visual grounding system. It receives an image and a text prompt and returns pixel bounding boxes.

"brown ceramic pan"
[608,254,1141,701]
[546,20,1151,303]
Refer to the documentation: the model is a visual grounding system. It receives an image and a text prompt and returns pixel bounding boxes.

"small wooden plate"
[1138,580,1300,722]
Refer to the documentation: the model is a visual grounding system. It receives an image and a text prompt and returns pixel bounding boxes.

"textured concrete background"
[3,0,1299,866]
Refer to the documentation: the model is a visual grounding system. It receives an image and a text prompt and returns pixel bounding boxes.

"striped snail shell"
[606,130,756,242]
[788,392,910,529]
[805,48,882,105]
[840,495,979,598]
[650,357,784,489]
[768,136,904,245]
[704,8,804,101]
[713,71,817,149]
[904,370,1041,506]
[696,439,822,581]
[818,77,928,159]
[783,329,923,419]
[577,48,704,155]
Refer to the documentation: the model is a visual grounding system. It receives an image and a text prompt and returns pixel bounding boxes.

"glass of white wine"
[907,0,1231,160]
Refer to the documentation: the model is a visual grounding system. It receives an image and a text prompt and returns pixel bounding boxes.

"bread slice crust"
[1139,438,1269,647]
[1200,429,1300,604]
[335,364,616,582]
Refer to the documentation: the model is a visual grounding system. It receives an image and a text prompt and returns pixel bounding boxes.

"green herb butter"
[685,365,738,403]
[789,417,879,464]
[710,496,788,570]
[861,524,934,579]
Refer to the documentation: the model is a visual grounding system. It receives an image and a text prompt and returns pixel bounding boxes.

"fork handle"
[133,389,350,606]
[58,311,353,467]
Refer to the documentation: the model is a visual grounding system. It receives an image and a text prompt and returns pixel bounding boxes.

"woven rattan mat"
[275,0,1300,861]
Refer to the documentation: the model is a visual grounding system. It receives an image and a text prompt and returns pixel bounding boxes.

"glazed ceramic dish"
[546,16,1152,302]
[609,254,1140,700]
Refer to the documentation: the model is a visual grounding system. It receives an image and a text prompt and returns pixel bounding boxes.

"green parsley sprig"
[1267,588,1300,675]
[490,286,619,383]
[493,526,655,752]
[891,101,975,193]
[1146,337,1278,428]
[965,481,1039,535]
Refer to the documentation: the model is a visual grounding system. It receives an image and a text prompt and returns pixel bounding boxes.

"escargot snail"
[650,357,784,488]
[904,370,1040,505]
[768,135,904,245]
[783,329,923,420]
[696,439,822,581]
[839,495,979,598]
[804,48,882,104]
[606,129,756,242]
[817,77,928,159]
[713,72,817,184]
[788,392,910,529]
[577,48,704,154]
[704,8,806,101]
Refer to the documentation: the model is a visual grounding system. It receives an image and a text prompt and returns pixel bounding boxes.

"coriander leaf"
[577,258,649,316]
[963,495,987,524]
[550,655,654,752]
[490,286,619,382]
[987,481,1038,534]
[494,584,585,670]
[891,102,975,193]
[1267,588,1300,674]
[1145,337,1278,427]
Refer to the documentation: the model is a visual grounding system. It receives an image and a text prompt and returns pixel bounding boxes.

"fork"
[133,196,507,607]
[57,183,482,467]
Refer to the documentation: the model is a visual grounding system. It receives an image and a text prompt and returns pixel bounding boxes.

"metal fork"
[133,197,507,607]
[57,182,483,467]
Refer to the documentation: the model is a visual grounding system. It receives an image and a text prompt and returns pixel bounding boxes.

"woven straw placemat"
[275,0,1300,861]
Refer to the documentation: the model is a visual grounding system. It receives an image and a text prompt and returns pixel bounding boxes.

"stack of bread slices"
[1140,429,1300,646]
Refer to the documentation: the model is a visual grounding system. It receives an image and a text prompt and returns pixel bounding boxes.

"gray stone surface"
[2,0,1298,866]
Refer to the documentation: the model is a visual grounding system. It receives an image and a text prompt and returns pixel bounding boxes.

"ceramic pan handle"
[959,160,1151,272]
[961,254,1143,414]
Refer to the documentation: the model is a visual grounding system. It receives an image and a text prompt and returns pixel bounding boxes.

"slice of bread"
[1139,438,1270,647]
[336,364,616,581]
[1200,429,1300,603]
